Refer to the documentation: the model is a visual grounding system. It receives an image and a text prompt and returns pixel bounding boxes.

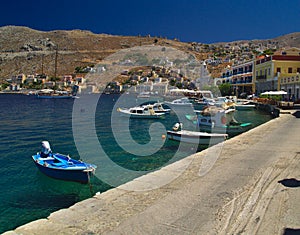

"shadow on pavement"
[278,178,300,188]
[283,228,300,235]
[292,111,300,118]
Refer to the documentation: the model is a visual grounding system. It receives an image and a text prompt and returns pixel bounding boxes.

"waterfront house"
[10,83,20,91]
[105,81,122,93]
[36,74,48,83]
[25,75,37,84]
[130,74,141,82]
[141,77,149,82]
[136,81,153,93]
[74,76,86,85]
[56,81,67,88]
[79,83,98,94]
[152,82,168,95]
[11,74,26,84]
[63,75,73,82]
[215,60,255,96]
[44,81,55,88]
[255,48,300,96]
[231,60,254,96]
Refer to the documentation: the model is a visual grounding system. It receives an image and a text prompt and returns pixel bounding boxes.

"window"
[297,68,300,73]
[268,68,271,75]
[277,67,281,73]
[288,67,293,73]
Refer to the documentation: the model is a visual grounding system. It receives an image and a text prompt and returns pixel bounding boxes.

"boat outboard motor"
[172,122,182,131]
[41,141,52,158]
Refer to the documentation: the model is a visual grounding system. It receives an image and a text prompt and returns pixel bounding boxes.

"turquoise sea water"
[0,93,272,233]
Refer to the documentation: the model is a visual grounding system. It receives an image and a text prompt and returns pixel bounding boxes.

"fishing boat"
[142,102,171,114]
[32,141,96,183]
[167,123,228,145]
[186,106,252,135]
[117,105,165,119]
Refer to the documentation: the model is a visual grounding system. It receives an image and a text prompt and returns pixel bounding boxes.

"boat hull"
[32,154,96,184]
[199,122,252,135]
[118,108,165,119]
[36,95,74,99]
[167,130,227,145]
[235,104,256,110]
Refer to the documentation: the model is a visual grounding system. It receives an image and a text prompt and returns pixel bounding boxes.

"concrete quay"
[4,110,300,235]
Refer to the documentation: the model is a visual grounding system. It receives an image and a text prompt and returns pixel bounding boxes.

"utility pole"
[54,46,58,79]
[41,54,44,75]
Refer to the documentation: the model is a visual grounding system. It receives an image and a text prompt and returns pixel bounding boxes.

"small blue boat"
[32,141,97,183]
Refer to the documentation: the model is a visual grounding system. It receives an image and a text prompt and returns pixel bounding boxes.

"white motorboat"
[164,97,193,108]
[117,105,165,119]
[167,123,228,145]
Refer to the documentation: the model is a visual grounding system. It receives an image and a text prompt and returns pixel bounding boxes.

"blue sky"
[1,0,299,43]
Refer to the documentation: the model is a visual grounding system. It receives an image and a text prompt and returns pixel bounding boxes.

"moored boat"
[142,102,171,114]
[167,123,228,145]
[234,99,256,110]
[32,141,96,183]
[36,85,79,99]
[186,106,252,135]
[117,105,165,119]
[164,97,193,108]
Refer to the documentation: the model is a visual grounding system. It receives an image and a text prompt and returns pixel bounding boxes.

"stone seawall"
[4,111,300,235]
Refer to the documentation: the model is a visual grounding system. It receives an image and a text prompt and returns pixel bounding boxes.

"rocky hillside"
[0,26,299,80]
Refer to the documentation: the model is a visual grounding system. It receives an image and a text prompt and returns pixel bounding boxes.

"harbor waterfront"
[3,104,300,234]
[0,93,273,234]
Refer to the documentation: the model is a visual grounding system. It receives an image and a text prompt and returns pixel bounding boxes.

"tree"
[201,85,222,97]
[218,83,232,96]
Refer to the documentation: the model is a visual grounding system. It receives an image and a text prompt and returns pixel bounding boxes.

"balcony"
[256,75,267,80]
[231,78,253,84]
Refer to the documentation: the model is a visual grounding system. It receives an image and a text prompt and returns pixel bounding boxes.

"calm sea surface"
[0,93,272,233]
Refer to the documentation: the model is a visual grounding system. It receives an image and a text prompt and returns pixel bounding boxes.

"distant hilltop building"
[195,61,212,88]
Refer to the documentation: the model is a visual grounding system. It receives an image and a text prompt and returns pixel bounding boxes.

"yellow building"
[255,48,300,97]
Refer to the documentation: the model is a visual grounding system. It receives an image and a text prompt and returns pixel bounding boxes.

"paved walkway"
[4,111,300,235]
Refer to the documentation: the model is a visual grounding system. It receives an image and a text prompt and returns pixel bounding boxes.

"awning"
[260,91,287,95]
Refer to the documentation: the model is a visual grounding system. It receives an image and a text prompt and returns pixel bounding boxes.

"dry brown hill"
[0,26,299,80]
[0,26,196,79]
